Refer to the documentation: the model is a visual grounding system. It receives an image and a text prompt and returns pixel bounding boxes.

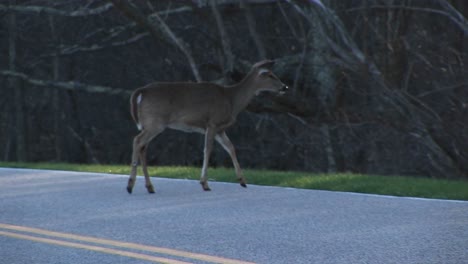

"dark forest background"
[1,0,467,179]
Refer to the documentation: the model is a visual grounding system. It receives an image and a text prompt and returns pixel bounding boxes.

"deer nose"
[279,85,288,95]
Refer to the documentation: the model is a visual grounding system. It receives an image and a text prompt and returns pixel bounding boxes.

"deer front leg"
[215,132,247,188]
[200,127,215,191]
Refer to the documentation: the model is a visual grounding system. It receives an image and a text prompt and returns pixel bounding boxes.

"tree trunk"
[320,124,337,173]
[310,1,338,172]
[49,15,64,161]
[9,0,27,161]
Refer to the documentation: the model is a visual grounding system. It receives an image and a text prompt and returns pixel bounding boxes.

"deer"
[127,60,288,194]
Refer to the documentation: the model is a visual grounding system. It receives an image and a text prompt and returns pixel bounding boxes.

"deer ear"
[257,68,270,76]
[252,60,275,69]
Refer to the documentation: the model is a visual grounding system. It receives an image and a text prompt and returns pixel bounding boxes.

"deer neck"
[228,70,258,116]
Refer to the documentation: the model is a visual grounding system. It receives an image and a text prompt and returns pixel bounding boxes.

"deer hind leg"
[128,126,163,194]
[140,144,155,193]
[200,127,216,191]
[215,131,247,188]
[128,134,142,194]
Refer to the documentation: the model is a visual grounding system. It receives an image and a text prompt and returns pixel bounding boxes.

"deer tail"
[130,90,143,131]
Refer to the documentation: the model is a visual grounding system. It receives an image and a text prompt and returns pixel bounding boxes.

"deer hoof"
[239,179,247,188]
[146,185,155,194]
[127,178,135,194]
[200,182,211,191]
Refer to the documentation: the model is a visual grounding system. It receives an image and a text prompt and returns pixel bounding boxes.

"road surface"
[0,168,467,263]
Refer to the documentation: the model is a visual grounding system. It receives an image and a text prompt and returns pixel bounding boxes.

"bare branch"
[110,0,202,81]
[150,12,202,82]
[149,6,194,18]
[0,70,129,96]
[417,82,468,98]
[346,4,468,35]
[44,32,150,57]
[0,3,113,17]
[108,0,161,39]
[67,126,100,164]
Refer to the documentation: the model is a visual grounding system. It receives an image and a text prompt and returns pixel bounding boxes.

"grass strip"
[1,162,467,201]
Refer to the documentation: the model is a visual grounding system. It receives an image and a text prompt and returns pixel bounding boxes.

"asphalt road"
[0,168,467,264]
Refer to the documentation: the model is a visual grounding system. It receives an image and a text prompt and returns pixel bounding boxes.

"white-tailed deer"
[127,60,288,193]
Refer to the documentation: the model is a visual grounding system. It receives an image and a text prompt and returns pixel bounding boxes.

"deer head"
[251,60,289,95]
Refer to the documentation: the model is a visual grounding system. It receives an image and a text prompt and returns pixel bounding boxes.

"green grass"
[1,162,468,201]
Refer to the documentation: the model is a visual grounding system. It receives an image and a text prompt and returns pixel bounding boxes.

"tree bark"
[320,124,337,173]
[49,15,64,161]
